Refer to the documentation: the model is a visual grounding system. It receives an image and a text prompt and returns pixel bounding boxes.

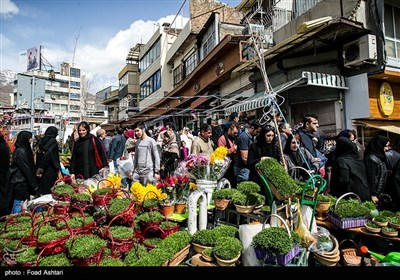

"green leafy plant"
[211,188,239,200]
[135,211,164,223]
[192,229,221,247]
[390,216,400,224]
[212,237,242,260]
[237,181,261,195]
[92,187,111,196]
[107,226,134,239]
[39,253,71,266]
[374,214,390,223]
[318,194,336,203]
[143,237,163,247]
[160,221,178,229]
[124,244,148,266]
[253,193,265,206]
[52,184,74,195]
[66,234,106,259]
[382,226,397,232]
[332,199,370,218]
[108,198,131,215]
[71,193,91,202]
[252,227,299,255]
[256,158,302,197]
[366,221,380,228]
[212,225,239,238]
[363,200,377,211]
[232,191,257,206]
[143,198,159,209]
[15,247,37,264]
[99,257,127,266]
[203,247,213,257]
[38,229,69,243]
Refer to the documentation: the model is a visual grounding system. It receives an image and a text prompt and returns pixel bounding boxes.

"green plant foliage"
[92,187,111,195]
[143,238,163,247]
[374,214,390,222]
[157,231,192,254]
[380,210,396,218]
[390,216,400,224]
[382,226,397,232]
[211,188,239,200]
[129,247,174,266]
[231,191,257,206]
[38,229,69,243]
[237,181,261,194]
[318,194,336,203]
[253,193,265,206]
[203,247,213,257]
[108,226,134,239]
[124,245,148,266]
[39,253,71,266]
[366,221,380,228]
[212,237,242,260]
[143,198,159,209]
[108,198,131,215]
[160,221,178,229]
[71,193,91,202]
[256,158,302,197]
[15,247,37,263]
[332,199,371,218]
[212,225,239,238]
[99,257,127,266]
[135,211,164,223]
[57,215,94,229]
[52,184,74,195]
[66,235,106,258]
[192,229,221,247]
[363,200,377,211]
[252,227,297,255]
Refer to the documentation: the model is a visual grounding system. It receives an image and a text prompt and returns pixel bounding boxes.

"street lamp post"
[30,76,36,134]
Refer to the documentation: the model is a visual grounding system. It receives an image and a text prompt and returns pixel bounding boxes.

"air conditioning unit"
[343,34,377,67]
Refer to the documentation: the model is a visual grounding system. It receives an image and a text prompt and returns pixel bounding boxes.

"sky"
[0,0,242,92]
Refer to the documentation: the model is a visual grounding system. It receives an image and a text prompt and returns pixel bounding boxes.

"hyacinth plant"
[176,146,231,181]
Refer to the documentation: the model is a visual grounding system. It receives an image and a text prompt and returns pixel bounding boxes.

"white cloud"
[0,0,19,18]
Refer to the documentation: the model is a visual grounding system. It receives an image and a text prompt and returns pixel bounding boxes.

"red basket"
[36,217,71,256]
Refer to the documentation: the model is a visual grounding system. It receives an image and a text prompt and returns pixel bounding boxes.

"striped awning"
[224,71,347,115]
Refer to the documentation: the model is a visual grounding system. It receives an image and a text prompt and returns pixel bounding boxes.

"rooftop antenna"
[72,27,81,66]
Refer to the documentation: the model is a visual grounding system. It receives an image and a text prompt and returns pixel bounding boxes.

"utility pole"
[30,75,36,134]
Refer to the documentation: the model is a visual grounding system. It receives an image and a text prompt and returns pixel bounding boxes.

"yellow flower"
[189,182,197,190]
[105,173,122,189]
[130,181,166,202]
[210,146,228,163]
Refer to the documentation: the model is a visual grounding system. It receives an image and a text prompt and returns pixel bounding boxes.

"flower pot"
[160,204,175,217]
[192,243,212,254]
[174,203,187,214]
[234,204,255,214]
[201,250,215,262]
[214,198,231,211]
[372,218,388,227]
[214,253,240,267]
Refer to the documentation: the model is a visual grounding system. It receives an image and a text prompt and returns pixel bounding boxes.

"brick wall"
[190,0,243,33]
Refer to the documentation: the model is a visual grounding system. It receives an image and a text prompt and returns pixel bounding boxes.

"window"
[70,93,81,100]
[70,68,81,78]
[385,3,400,58]
[140,69,161,100]
[139,38,161,72]
[70,81,80,88]
[184,51,197,77]
[199,20,217,61]
[173,64,183,86]
[119,73,128,90]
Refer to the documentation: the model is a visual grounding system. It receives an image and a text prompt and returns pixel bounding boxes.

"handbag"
[92,136,104,169]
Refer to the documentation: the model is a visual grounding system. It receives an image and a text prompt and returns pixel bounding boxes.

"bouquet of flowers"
[176,146,231,181]
[156,175,190,204]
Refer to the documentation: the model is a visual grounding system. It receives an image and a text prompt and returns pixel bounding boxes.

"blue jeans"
[234,166,250,183]
[12,200,24,214]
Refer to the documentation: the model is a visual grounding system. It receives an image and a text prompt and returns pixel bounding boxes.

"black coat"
[0,141,10,215]
[70,135,108,179]
[9,131,38,201]
[331,137,370,202]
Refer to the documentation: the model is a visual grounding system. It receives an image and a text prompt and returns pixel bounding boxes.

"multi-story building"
[12,62,82,137]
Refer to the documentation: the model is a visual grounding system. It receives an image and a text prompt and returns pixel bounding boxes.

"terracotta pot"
[174,203,187,214]
[160,204,175,217]
[192,243,212,254]
[214,198,231,211]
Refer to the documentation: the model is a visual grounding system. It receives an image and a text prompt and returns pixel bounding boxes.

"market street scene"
[0,0,400,270]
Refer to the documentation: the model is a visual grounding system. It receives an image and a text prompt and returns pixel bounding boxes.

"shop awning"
[354,120,400,135]
[224,71,347,115]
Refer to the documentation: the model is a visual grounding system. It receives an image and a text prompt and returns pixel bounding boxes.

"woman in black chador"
[0,133,11,216]
[36,126,61,195]
[330,137,371,202]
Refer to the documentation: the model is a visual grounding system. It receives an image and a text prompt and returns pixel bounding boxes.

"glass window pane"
[397,42,400,58]
[395,7,400,38]
[385,4,394,38]
[385,39,395,57]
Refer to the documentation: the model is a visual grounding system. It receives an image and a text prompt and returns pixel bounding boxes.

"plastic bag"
[294,201,315,248]
[238,223,265,266]
[309,226,333,253]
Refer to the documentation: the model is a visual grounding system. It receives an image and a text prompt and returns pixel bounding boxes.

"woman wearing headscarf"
[35,126,61,195]
[0,133,11,215]
[248,125,280,182]
[8,131,38,213]
[283,133,320,181]
[330,137,370,202]
[123,129,136,159]
[364,134,389,204]
[70,121,108,180]
[160,130,180,179]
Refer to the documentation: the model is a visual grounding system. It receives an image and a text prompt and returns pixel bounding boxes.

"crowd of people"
[1,112,400,216]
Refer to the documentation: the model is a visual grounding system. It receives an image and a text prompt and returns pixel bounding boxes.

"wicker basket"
[339,239,362,267]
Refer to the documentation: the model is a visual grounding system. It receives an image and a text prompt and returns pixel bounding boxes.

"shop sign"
[379,82,394,116]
